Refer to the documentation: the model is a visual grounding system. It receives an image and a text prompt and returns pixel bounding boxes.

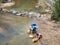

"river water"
[0,0,38,45]
[0,13,38,45]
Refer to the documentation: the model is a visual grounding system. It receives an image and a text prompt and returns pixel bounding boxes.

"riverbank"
[35,16,60,45]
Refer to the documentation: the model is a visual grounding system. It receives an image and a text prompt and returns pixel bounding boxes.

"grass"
[5,0,37,11]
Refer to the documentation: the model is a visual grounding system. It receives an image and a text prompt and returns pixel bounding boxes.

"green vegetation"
[0,1,1,4]
[51,0,60,22]
[9,0,37,11]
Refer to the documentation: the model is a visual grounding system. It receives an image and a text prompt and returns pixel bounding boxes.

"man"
[32,27,37,34]
[30,23,38,34]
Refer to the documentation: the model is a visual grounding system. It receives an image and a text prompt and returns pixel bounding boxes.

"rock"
[1,2,15,7]
[16,13,21,16]
[28,11,41,18]
[9,9,18,14]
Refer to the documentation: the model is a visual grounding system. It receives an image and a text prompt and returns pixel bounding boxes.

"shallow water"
[0,0,38,45]
[0,13,37,45]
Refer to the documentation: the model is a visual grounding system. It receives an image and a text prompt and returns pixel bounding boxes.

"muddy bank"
[35,17,60,45]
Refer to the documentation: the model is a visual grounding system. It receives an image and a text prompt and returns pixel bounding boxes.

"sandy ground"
[34,16,60,45]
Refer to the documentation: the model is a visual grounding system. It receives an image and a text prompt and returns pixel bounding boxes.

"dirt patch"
[35,17,60,45]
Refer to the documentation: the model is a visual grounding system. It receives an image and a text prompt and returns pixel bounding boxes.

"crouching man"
[30,23,38,34]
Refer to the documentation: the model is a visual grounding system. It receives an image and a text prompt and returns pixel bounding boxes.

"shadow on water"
[0,22,19,41]
[0,0,39,45]
[0,14,35,45]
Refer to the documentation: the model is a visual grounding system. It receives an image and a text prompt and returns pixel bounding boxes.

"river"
[0,0,38,45]
[0,13,38,45]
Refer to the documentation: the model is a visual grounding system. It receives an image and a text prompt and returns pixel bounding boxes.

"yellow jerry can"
[32,38,38,43]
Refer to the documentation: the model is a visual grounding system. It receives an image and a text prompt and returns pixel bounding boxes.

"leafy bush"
[51,0,60,22]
